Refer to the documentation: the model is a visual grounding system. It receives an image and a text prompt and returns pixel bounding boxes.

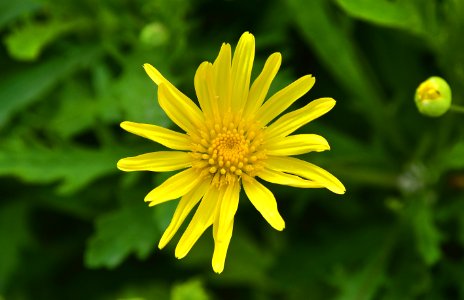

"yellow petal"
[158,83,204,135]
[212,220,233,274]
[120,121,192,150]
[257,168,324,188]
[265,97,336,140]
[144,63,204,133]
[265,134,330,156]
[210,181,240,273]
[194,62,214,119]
[215,180,240,242]
[265,156,345,194]
[256,75,315,126]
[212,43,232,116]
[175,186,222,259]
[158,179,210,249]
[243,52,282,120]
[231,32,255,114]
[145,168,202,206]
[117,151,192,172]
[143,63,166,85]
[242,176,285,231]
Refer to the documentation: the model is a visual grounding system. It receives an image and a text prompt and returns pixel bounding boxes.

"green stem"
[450,104,464,114]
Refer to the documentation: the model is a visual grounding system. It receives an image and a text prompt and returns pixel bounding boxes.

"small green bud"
[415,76,452,117]
[139,22,169,48]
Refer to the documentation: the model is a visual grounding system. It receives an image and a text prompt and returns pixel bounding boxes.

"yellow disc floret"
[192,120,265,186]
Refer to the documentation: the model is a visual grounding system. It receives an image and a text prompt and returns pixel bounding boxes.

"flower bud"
[415,76,452,117]
[139,22,169,48]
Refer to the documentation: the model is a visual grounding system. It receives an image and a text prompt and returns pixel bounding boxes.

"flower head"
[117,32,345,273]
[415,76,452,117]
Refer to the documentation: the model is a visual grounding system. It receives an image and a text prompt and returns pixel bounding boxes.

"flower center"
[212,131,248,167]
[417,81,440,101]
[192,121,265,186]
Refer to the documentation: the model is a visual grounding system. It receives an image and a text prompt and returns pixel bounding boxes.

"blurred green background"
[1,0,464,299]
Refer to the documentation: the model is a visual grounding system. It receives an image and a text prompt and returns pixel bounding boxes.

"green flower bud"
[415,76,452,117]
[139,23,169,48]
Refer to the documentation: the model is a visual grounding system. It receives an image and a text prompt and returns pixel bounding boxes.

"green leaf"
[92,63,121,123]
[0,142,123,194]
[0,202,30,292]
[409,194,442,265]
[441,140,464,170]
[333,231,395,300]
[380,256,431,299]
[272,225,390,295]
[171,279,210,300]
[286,0,384,127]
[459,216,464,254]
[0,46,100,127]
[0,0,41,28]
[4,18,82,61]
[48,81,97,139]
[153,199,178,233]
[335,0,423,34]
[112,282,170,300]
[85,202,160,269]
[115,68,165,124]
[114,53,171,127]
[91,55,172,126]
[218,228,273,284]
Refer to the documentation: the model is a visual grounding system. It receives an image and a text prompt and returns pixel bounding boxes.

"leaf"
[409,194,442,265]
[441,140,464,170]
[0,46,100,127]
[333,231,395,300]
[92,63,121,123]
[91,55,172,126]
[171,279,210,300]
[286,0,384,127]
[112,282,170,300]
[85,202,160,269]
[0,0,41,28]
[217,228,273,284]
[114,53,171,127]
[154,199,178,233]
[4,18,82,61]
[335,0,423,34]
[380,255,431,299]
[272,225,389,294]
[47,80,97,139]
[303,121,397,189]
[0,142,124,194]
[0,202,30,292]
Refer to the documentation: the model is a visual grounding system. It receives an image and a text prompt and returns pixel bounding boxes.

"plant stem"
[450,104,464,114]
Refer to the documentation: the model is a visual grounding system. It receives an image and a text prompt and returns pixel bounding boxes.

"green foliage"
[0,141,125,194]
[335,0,424,33]
[171,279,210,300]
[5,18,83,61]
[1,0,463,299]
[288,0,379,101]
[0,46,100,126]
[409,194,442,265]
[85,202,160,268]
[442,140,464,169]
[0,203,30,291]
[0,0,41,27]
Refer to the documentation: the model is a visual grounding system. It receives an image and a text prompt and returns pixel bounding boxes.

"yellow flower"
[117,32,345,273]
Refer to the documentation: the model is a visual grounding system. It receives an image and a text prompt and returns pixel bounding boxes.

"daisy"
[117,32,345,273]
